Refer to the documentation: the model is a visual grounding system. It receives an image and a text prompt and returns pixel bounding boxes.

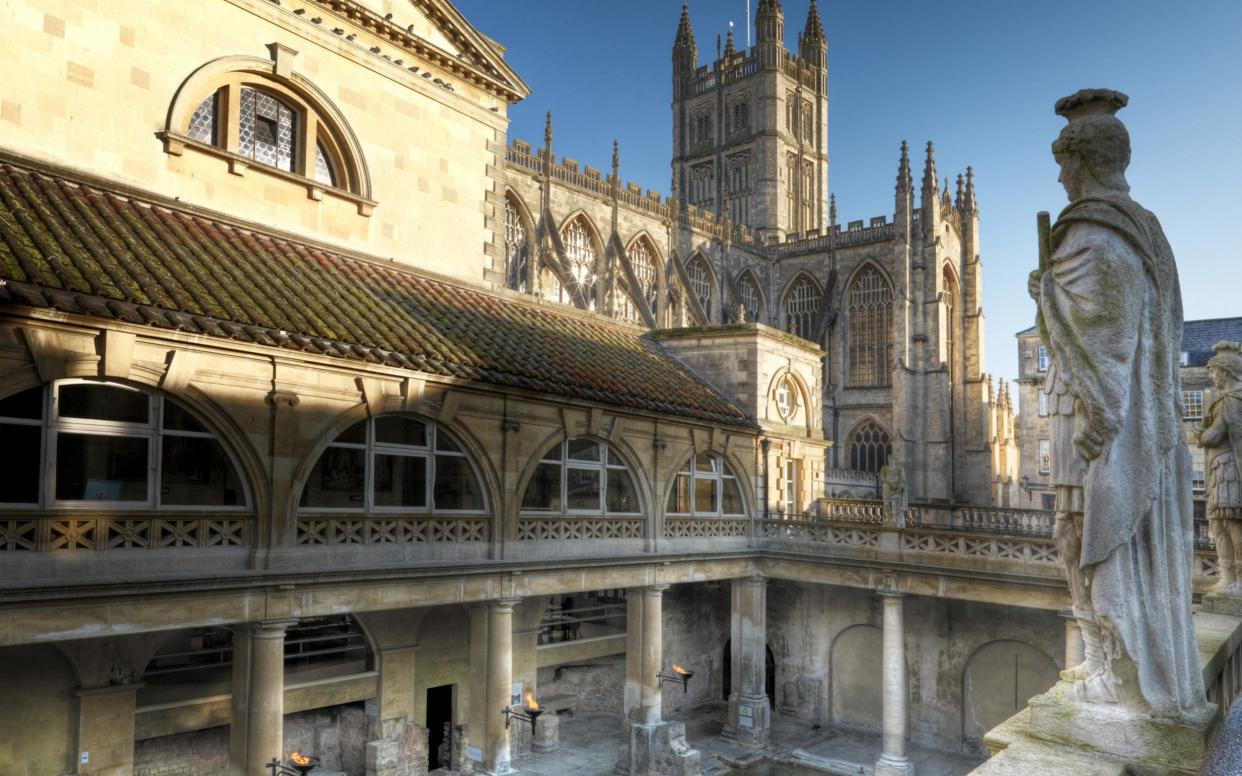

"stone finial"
[829,193,837,226]
[896,140,912,192]
[803,0,825,43]
[674,2,696,49]
[725,27,736,56]
[922,140,937,194]
[955,173,965,209]
[544,111,553,148]
[611,139,620,178]
[964,166,977,212]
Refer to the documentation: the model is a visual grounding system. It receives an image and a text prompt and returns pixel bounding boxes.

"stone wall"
[536,655,627,716]
[662,582,732,715]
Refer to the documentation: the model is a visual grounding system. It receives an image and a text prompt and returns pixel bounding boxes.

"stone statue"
[879,463,907,526]
[1200,341,1242,593]
[1028,88,1205,718]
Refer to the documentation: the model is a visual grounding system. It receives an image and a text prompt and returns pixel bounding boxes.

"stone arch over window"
[846,418,892,474]
[942,264,959,381]
[520,436,643,516]
[557,213,604,309]
[735,269,765,323]
[621,233,661,324]
[961,640,1059,753]
[846,262,894,387]
[665,451,748,516]
[783,272,821,342]
[504,191,534,293]
[685,252,715,320]
[163,54,372,205]
[297,414,489,514]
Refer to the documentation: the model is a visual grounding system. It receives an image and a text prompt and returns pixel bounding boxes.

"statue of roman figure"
[1028,88,1206,718]
[1200,341,1242,592]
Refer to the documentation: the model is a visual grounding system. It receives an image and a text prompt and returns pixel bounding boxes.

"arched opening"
[685,254,715,321]
[847,419,892,474]
[621,235,659,324]
[722,639,777,703]
[960,640,1059,753]
[503,193,533,293]
[783,274,821,342]
[520,437,641,515]
[943,265,959,382]
[558,215,602,310]
[666,453,747,516]
[847,264,894,386]
[735,270,765,324]
[830,624,883,730]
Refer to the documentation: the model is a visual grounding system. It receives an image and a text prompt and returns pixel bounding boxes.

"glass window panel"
[314,142,336,187]
[375,416,427,447]
[667,473,692,514]
[566,468,601,510]
[55,433,149,501]
[0,387,43,420]
[59,384,149,424]
[160,435,243,506]
[694,453,716,473]
[187,92,217,144]
[239,88,296,172]
[722,478,744,515]
[435,432,462,453]
[434,454,482,511]
[373,454,427,508]
[694,476,718,514]
[301,447,366,508]
[606,468,639,514]
[162,400,208,433]
[567,438,600,462]
[335,420,367,445]
[522,462,562,511]
[0,424,41,503]
[542,443,563,462]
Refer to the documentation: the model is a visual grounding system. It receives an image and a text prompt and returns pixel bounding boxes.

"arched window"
[504,197,529,293]
[848,265,894,386]
[736,272,763,323]
[785,275,820,341]
[521,438,640,515]
[0,381,248,508]
[627,238,659,315]
[848,420,892,474]
[667,453,746,516]
[617,290,643,325]
[943,266,958,382]
[686,255,713,320]
[300,416,485,512]
[560,217,598,309]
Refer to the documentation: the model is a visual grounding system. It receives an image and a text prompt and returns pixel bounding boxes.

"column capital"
[739,573,768,588]
[877,588,904,600]
[489,596,522,612]
[250,618,298,638]
[644,583,671,596]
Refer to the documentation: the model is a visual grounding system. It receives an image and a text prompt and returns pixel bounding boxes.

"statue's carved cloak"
[1037,193,1205,717]
[1203,389,1242,500]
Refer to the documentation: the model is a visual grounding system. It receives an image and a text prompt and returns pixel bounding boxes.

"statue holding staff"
[1028,88,1206,718]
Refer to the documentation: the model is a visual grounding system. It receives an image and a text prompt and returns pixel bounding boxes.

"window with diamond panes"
[686,257,713,319]
[626,238,658,315]
[0,381,248,509]
[239,87,296,172]
[560,218,598,308]
[521,439,640,515]
[314,142,336,187]
[785,276,819,341]
[300,416,485,513]
[187,93,217,144]
[667,453,746,516]
[505,198,529,292]
[847,266,894,386]
[848,420,892,474]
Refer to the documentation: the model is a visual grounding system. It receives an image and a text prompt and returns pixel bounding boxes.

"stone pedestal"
[619,721,700,776]
[533,713,560,753]
[365,719,428,776]
[1202,592,1242,617]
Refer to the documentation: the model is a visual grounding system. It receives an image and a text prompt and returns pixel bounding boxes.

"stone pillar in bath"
[875,591,913,776]
[726,574,770,746]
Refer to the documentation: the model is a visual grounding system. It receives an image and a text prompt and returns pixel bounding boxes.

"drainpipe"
[761,437,772,520]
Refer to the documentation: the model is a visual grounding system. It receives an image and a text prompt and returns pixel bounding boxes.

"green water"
[726,762,838,776]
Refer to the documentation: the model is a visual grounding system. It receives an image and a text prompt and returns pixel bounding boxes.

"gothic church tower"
[671,1,828,241]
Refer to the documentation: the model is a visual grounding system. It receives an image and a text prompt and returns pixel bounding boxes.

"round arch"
[960,639,1059,753]
[765,367,813,428]
[660,445,755,517]
[829,624,885,731]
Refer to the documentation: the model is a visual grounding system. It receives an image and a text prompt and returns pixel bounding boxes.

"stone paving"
[508,702,984,776]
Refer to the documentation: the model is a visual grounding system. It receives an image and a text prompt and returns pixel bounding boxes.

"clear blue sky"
[455,0,1242,385]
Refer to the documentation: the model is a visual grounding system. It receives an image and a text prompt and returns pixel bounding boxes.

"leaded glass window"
[314,142,336,187]
[239,87,296,172]
[848,420,892,474]
[847,266,893,386]
[505,198,529,292]
[686,256,712,319]
[785,276,819,341]
[943,267,958,381]
[187,93,217,144]
[666,453,746,516]
[627,239,658,315]
[521,439,640,515]
[560,218,597,309]
[737,273,761,322]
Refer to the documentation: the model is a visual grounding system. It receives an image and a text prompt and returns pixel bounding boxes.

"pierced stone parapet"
[0,515,249,551]
[515,517,643,541]
[296,516,487,545]
[663,517,748,539]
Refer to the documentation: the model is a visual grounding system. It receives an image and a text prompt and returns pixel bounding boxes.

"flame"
[290,752,311,766]
[523,690,540,711]
[672,663,689,676]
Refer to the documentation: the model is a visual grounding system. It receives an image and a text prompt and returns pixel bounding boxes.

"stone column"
[875,591,913,776]
[485,598,519,775]
[1060,609,1084,671]
[640,584,669,725]
[726,575,770,746]
[243,619,295,776]
[76,683,142,775]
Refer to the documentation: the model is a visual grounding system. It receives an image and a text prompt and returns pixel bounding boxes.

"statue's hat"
[1054,89,1129,123]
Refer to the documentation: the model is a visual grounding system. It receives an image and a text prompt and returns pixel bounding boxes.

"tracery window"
[737,272,762,322]
[848,420,892,474]
[785,154,798,231]
[300,416,485,512]
[0,381,248,509]
[847,265,894,386]
[726,153,751,224]
[667,453,746,516]
[686,256,713,320]
[785,275,820,341]
[522,438,640,515]
[802,161,815,232]
[943,267,958,381]
[560,217,598,309]
[504,198,529,293]
[626,238,659,315]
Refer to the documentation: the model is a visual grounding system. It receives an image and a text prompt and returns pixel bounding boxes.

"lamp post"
[657,663,695,693]
[1020,475,1032,503]
[266,752,319,776]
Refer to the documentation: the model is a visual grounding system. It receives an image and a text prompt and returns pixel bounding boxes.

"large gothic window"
[848,420,892,474]
[560,217,598,309]
[0,381,249,508]
[943,266,958,382]
[667,453,746,516]
[847,265,894,386]
[785,275,820,341]
[685,256,713,320]
[737,272,763,323]
[300,416,485,513]
[622,238,658,323]
[521,438,640,515]
[504,198,529,293]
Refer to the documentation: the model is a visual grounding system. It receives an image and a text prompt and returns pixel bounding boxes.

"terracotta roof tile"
[0,159,753,428]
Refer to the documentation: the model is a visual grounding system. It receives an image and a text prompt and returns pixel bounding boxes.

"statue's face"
[1210,365,1227,390]
[1055,152,1086,201]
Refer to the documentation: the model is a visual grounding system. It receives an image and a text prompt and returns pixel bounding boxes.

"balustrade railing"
[297,516,487,545]
[1,513,250,552]
[516,516,643,541]
[664,517,749,539]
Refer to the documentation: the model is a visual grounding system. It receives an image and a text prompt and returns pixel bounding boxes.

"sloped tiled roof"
[1183,317,1242,367]
[0,158,753,428]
